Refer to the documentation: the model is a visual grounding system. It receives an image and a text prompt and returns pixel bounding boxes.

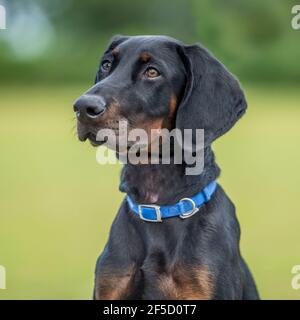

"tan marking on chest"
[95,265,136,300]
[159,265,214,300]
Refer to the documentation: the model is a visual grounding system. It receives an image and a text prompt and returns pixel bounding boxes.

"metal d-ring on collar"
[179,198,199,219]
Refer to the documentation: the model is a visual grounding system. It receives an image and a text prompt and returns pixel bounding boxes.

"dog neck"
[119,146,220,205]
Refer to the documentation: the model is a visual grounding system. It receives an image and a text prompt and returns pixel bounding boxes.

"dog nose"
[73,94,107,120]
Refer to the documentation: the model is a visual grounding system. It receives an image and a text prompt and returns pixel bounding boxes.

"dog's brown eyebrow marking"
[140,52,151,62]
[112,47,120,57]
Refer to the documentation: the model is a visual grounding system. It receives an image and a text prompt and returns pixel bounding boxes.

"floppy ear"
[95,35,130,83]
[176,44,247,146]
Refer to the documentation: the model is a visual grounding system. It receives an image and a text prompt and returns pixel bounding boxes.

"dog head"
[74,35,247,150]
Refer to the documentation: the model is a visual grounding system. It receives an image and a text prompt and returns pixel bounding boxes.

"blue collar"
[126,181,217,222]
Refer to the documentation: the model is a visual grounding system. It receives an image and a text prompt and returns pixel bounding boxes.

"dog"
[73,35,259,300]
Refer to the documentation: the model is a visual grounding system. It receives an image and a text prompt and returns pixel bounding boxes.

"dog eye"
[101,60,112,72]
[144,67,160,78]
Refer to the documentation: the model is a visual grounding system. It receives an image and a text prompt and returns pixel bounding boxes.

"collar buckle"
[138,204,162,222]
[179,198,199,219]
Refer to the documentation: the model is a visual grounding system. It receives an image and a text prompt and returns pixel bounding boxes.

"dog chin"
[87,135,107,147]
[76,130,105,146]
[88,139,105,147]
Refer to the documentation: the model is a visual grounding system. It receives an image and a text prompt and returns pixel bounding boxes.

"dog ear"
[95,35,130,83]
[176,44,247,146]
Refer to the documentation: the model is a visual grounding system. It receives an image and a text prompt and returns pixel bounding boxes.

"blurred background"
[0,0,299,299]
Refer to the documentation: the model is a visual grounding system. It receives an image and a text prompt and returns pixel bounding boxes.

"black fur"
[74,35,259,300]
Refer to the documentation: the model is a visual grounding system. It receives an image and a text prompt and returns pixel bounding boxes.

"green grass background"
[0,84,300,299]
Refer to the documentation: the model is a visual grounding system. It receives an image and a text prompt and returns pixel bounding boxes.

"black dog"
[73,35,259,300]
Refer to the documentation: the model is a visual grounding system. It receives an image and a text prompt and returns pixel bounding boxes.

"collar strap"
[126,181,217,222]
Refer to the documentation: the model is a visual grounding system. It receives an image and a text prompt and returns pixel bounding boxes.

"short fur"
[74,35,259,300]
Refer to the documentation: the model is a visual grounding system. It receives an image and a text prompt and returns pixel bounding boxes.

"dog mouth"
[76,120,156,150]
[76,122,101,145]
[87,133,107,146]
[77,122,119,147]
[79,131,109,147]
